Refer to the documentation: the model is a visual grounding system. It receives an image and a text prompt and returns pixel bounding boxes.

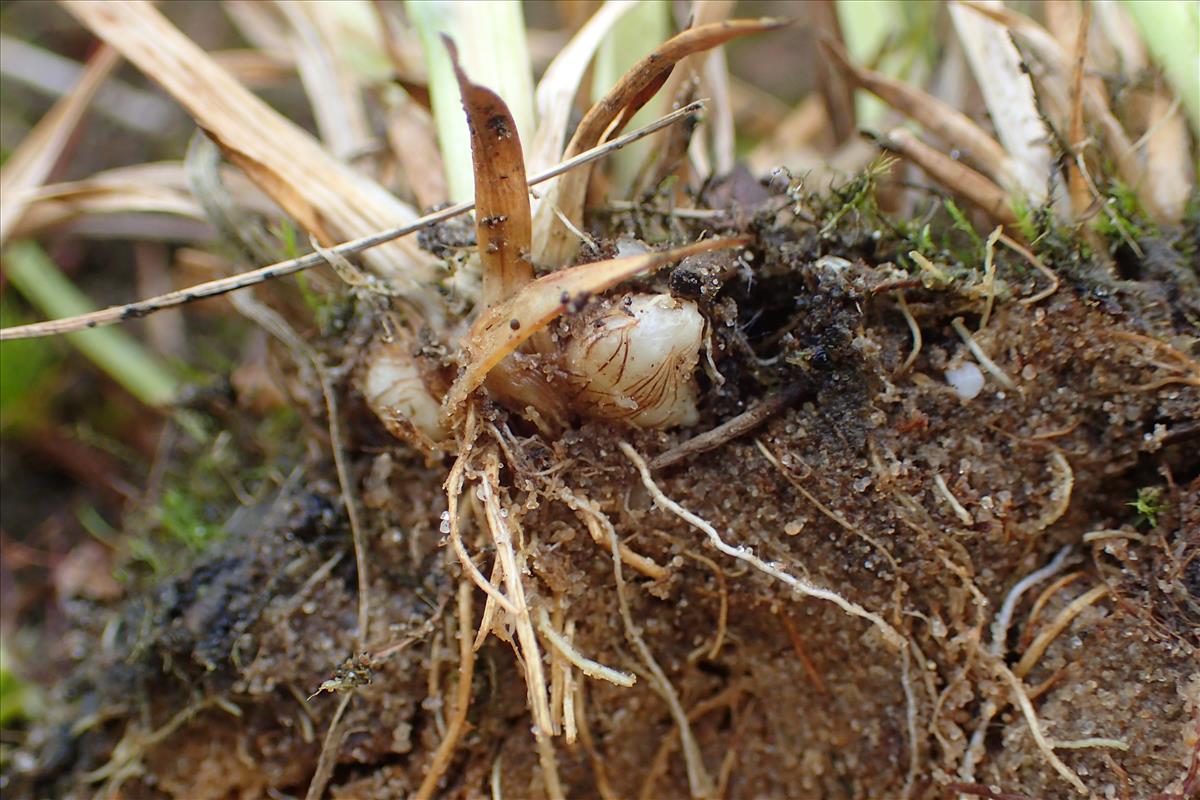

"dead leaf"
[533,18,787,266]
[446,37,533,308]
[0,44,118,245]
[61,0,440,308]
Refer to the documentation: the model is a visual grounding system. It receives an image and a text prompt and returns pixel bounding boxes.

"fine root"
[978,226,1002,330]
[994,661,1088,795]
[951,316,1016,390]
[895,290,923,376]
[623,441,906,652]
[638,683,749,800]
[683,549,729,661]
[305,693,353,800]
[575,681,620,800]
[415,579,476,800]
[756,439,907,620]
[1022,571,1085,650]
[1031,450,1074,533]
[999,233,1059,305]
[934,472,975,526]
[1014,583,1110,679]
[565,490,715,800]
[536,606,637,688]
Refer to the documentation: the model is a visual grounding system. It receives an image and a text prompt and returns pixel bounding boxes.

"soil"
[6,177,1199,800]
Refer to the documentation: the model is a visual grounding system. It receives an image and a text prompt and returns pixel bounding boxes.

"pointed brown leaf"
[820,36,1015,193]
[445,36,533,308]
[533,18,787,266]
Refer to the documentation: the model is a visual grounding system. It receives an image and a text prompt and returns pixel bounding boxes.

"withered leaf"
[445,36,533,308]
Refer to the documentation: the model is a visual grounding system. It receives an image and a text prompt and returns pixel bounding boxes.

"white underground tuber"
[362,339,447,446]
[560,293,704,428]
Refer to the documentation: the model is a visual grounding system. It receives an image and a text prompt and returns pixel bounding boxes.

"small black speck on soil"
[8,180,1199,800]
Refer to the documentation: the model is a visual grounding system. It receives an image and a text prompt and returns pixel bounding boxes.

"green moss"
[1128,487,1165,529]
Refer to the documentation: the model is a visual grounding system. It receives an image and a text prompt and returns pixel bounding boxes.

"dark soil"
[7,179,1199,800]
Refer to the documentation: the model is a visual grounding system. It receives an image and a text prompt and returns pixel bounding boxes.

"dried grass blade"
[875,129,1017,225]
[528,0,638,179]
[1066,4,1091,220]
[957,1,1146,213]
[820,36,1014,191]
[948,0,1054,207]
[0,44,118,245]
[1141,95,1195,224]
[809,0,856,143]
[443,235,751,416]
[0,101,705,341]
[13,162,278,239]
[657,0,737,175]
[533,18,787,266]
[61,0,439,298]
[276,1,373,160]
[384,88,448,211]
[446,38,533,308]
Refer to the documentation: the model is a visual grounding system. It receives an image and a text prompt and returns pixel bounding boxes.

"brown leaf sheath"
[442,235,751,420]
[444,36,534,308]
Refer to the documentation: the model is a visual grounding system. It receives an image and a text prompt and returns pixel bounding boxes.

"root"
[1031,450,1074,533]
[934,472,975,526]
[578,511,668,580]
[999,233,1059,305]
[561,619,578,744]
[648,384,803,470]
[756,439,907,622]
[963,545,1076,786]
[478,449,564,800]
[445,432,519,618]
[779,613,827,693]
[575,681,620,800]
[304,692,353,800]
[895,290,922,376]
[536,606,636,687]
[84,696,232,789]
[623,441,906,652]
[978,226,1002,330]
[637,683,748,800]
[226,292,372,646]
[566,490,715,800]
[1021,571,1084,650]
[994,661,1088,795]
[684,549,729,661]
[1014,583,1110,679]
[415,579,476,800]
[951,317,1015,390]
[989,546,1076,659]
[901,644,920,800]
[473,556,507,650]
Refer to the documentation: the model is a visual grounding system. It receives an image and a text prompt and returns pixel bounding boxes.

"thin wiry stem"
[0,101,707,342]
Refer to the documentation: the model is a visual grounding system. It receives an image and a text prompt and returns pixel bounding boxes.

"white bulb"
[362,340,447,445]
[560,294,704,428]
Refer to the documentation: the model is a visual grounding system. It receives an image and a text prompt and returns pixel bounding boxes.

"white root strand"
[620,442,906,651]
[536,607,637,688]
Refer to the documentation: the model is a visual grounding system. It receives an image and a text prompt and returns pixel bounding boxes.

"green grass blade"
[407,0,536,203]
[3,241,178,407]
[1122,0,1200,132]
